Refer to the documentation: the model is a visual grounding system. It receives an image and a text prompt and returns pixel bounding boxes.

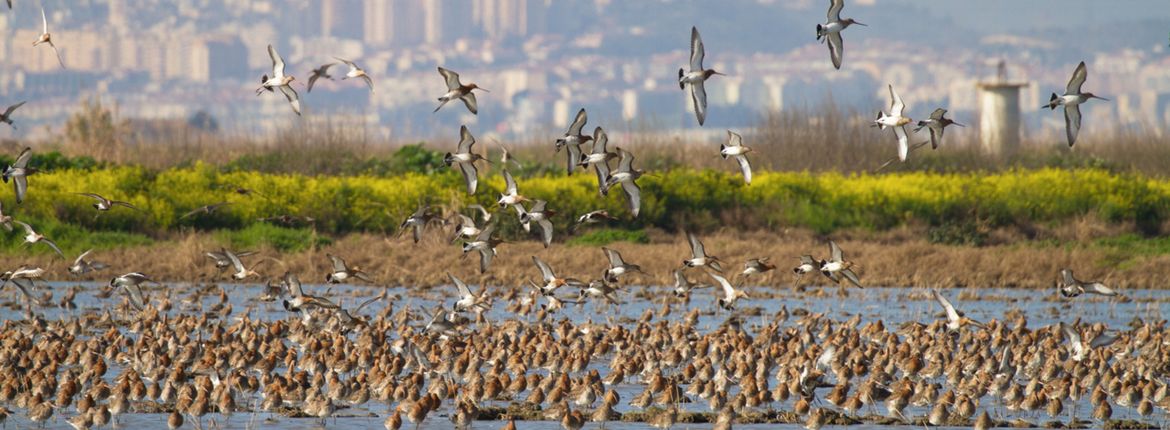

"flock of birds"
[0,1,1152,430]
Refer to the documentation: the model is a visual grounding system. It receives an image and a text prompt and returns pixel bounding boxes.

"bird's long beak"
[853,21,868,26]
[478,88,490,93]
[712,71,727,76]
[1092,95,1109,101]
[953,122,966,127]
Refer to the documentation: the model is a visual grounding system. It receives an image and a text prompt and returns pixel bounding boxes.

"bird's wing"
[476,222,496,241]
[932,289,960,324]
[333,56,358,69]
[841,268,863,288]
[593,162,610,196]
[894,126,909,161]
[673,269,690,288]
[533,256,555,282]
[603,248,623,267]
[710,272,734,299]
[726,130,742,147]
[618,148,635,172]
[225,249,245,273]
[928,126,942,150]
[449,273,472,299]
[566,144,581,173]
[307,73,321,92]
[592,127,608,153]
[354,291,385,313]
[284,272,305,297]
[123,282,146,310]
[888,84,905,116]
[478,247,493,274]
[1063,104,1081,147]
[457,125,476,153]
[14,147,31,168]
[1066,61,1087,95]
[567,108,588,135]
[14,175,26,204]
[16,221,33,235]
[688,233,706,258]
[360,75,374,92]
[829,241,843,262]
[827,31,844,70]
[460,93,478,115]
[690,80,708,126]
[537,219,553,247]
[530,199,547,213]
[41,238,65,259]
[3,101,25,117]
[73,249,93,266]
[827,0,844,21]
[800,255,815,265]
[329,254,348,273]
[689,26,705,71]
[40,7,48,33]
[930,108,946,120]
[278,85,301,116]
[733,155,752,185]
[1063,325,1085,359]
[268,45,285,77]
[1085,282,1117,296]
[1061,269,1076,285]
[78,193,106,203]
[50,45,65,69]
[111,200,137,210]
[438,67,462,90]
[457,162,478,195]
[504,170,518,195]
[10,278,38,302]
[304,296,341,310]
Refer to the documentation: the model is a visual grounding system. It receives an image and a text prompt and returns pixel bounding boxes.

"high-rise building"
[363,0,394,45]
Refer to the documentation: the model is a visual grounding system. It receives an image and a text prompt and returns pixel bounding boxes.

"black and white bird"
[1044,61,1108,147]
[678,26,724,126]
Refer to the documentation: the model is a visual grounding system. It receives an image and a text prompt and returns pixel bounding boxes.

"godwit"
[76,193,136,212]
[0,101,26,129]
[819,240,861,288]
[443,125,488,195]
[683,232,723,272]
[68,249,109,275]
[110,272,151,311]
[742,257,775,277]
[792,255,819,280]
[519,199,556,248]
[325,253,373,283]
[204,249,256,275]
[335,57,374,92]
[306,62,335,92]
[434,67,486,114]
[914,108,963,149]
[678,26,724,126]
[399,204,438,244]
[721,130,753,184]
[710,272,747,310]
[256,44,301,115]
[602,247,644,282]
[579,127,617,196]
[873,84,913,162]
[448,272,490,313]
[1044,61,1107,147]
[461,222,501,273]
[449,212,482,244]
[180,202,231,219]
[572,210,613,232]
[15,220,64,258]
[931,288,983,331]
[603,148,643,218]
[532,256,585,295]
[2,147,32,203]
[1057,269,1118,298]
[33,7,64,68]
[281,272,339,312]
[816,0,865,69]
[221,248,261,280]
[555,108,592,174]
[497,170,530,229]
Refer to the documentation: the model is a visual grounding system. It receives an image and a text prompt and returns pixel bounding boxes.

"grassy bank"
[2,164,1167,248]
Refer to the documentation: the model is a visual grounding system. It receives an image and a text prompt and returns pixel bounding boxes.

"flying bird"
[256,44,301,115]
[110,272,152,311]
[816,0,865,69]
[180,202,231,219]
[306,62,335,92]
[1044,61,1107,147]
[33,7,65,68]
[683,232,723,273]
[721,130,753,185]
[15,221,64,259]
[555,108,592,174]
[434,67,487,114]
[77,193,137,212]
[678,26,724,126]
[603,148,643,218]
[914,108,963,149]
[335,57,374,92]
[819,241,861,288]
[68,249,109,275]
[1057,269,1118,298]
[2,147,32,203]
[873,84,913,162]
[461,222,501,274]
[0,101,26,129]
[578,127,617,196]
[443,125,488,195]
[519,200,556,248]
[325,254,374,284]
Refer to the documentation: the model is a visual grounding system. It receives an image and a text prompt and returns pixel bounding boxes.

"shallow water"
[1,281,1166,429]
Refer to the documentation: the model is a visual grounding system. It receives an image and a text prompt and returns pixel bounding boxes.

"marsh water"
[1,281,1167,429]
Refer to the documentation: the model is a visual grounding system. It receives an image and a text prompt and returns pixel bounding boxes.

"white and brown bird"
[914,108,963,149]
[1057,269,1118,298]
[603,148,644,218]
[816,0,865,69]
[678,26,724,126]
[873,84,913,162]
[0,101,26,129]
[443,125,488,195]
[434,67,486,114]
[555,108,592,174]
[33,7,65,68]
[110,272,151,310]
[3,147,33,203]
[256,44,301,115]
[77,193,136,212]
[1044,61,1108,147]
[15,221,63,258]
[68,249,109,275]
[721,130,753,184]
[335,57,374,92]
[683,232,723,272]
